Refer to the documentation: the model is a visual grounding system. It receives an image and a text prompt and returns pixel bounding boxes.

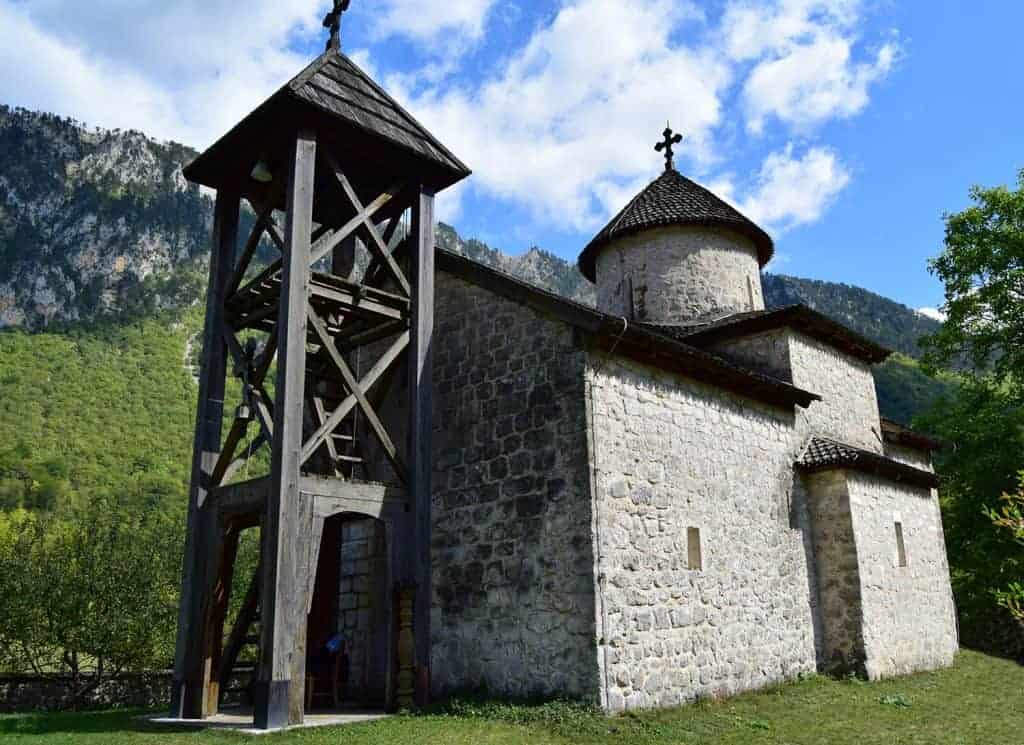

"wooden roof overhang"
[183,51,471,222]
[666,304,893,365]
[796,436,940,490]
[437,250,820,411]
[880,418,943,452]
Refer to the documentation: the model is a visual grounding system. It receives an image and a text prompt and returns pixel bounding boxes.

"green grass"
[1,651,1021,744]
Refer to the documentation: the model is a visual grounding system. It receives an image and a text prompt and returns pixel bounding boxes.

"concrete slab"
[146,707,390,735]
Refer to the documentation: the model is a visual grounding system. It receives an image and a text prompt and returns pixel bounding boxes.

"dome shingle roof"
[577,168,774,282]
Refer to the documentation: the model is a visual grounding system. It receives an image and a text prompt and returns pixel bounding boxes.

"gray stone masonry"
[594,226,764,324]
[711,329,883,453]
[585,355,819,711]
[847,473,958,678]
[346,262,958,712]
[338,518,388,699]
[429,272,601,701]
[805,471,867,673]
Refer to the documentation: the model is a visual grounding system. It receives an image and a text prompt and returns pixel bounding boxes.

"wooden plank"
[226,209,270,298]
[214,476,270,515]
[217,565,261,696]
[220,432,268,486]
[171,190,240,720]
[310,395,339,467]
[303,475,407,503]
[309,281,406,320]
[322,152,410,295]
[255,130,316,730]
[408,184,435,704]
[204,526,240,716]
[300,330,410,464]
[209,418,249,490]
[307,309,407,483]
[308,178,405,267]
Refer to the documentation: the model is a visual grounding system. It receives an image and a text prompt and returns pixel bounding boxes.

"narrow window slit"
[895,522,907,567]
[687,527,703,571]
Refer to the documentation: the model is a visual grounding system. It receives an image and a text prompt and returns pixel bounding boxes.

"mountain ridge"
[0,104,952,424]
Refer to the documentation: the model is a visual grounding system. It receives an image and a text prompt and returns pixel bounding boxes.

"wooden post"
[254,129,316,730]
[205,526,240,715]
[408,184,435,706]
[170,190,240,719]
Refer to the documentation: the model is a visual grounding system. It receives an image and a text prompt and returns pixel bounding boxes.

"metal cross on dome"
[324,0,352,51]
[655,124,683,172]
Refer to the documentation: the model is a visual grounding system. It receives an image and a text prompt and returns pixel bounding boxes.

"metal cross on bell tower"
[323,0,351,51]
[655,124,683,172]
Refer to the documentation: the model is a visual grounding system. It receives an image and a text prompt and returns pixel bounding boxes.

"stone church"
[424,155,959,711]
[171,12,958,723]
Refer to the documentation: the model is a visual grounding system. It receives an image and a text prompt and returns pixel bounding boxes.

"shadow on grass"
[0,708,196,736]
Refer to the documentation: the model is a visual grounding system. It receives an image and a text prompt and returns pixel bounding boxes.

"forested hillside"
[0,313,200,514]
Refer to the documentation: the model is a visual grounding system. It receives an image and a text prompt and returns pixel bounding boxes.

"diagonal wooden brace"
[306,308,407,482]
[320,152,410,295]
[300,328,410,467]
[308,176,406,268]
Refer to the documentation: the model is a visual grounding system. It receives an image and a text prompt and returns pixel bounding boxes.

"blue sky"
[1,1,1020,314]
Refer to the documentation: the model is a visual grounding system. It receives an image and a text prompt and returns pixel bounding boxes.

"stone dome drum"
[578,167,775,325]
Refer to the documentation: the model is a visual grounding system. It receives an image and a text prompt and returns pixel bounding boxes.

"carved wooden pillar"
[171,190,240,719]
[409,184,435,706]
[254,129,316,730]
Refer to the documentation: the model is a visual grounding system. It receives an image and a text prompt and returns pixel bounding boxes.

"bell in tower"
[169,1,470,730]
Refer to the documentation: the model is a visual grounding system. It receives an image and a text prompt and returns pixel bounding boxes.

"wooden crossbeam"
[227,206,273,298]
[216,327,278,482]
[265,222,285,253]
[220,432,268,486]
[321,152,410,296]
[308,177,405,268]
[306,309,406,482]
[208,418,250,494]
[228,259,282,309]
[300,329,410,465]
[217,564,261,698]
[309,395,339,468]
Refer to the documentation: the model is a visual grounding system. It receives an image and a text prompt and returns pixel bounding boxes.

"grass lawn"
[1,650,1021,744]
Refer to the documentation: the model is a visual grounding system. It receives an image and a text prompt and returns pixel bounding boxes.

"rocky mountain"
[0,105,211,328]
[0,104,943,373]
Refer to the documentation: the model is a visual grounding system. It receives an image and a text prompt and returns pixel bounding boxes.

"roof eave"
[437,249,819,412]
[683,305,892,365]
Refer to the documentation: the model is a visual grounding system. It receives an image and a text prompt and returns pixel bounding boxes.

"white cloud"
[388,0,726,231]
[722,0,899,134]
[0,0,898,240]
[0,0,322,147]
[738,144,850,233]
[917,307,947,322]
[370,0,498,43]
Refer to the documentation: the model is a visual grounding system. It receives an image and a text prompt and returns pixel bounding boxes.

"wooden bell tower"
[169,5,470,729]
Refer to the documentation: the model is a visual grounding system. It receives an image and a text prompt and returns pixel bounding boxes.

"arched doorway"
[307,512,392,710]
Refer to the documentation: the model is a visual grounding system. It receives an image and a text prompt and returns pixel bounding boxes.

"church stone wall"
[429,272,601,701]
[788,333,882,452]
[882,441,934,470]
[804,471,866,673]
[585,354,819,712]
[846,473,958,679]
[593,226,764,324]
[707,329,792,381]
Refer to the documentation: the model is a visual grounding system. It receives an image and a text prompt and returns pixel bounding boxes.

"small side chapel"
[170,1,959,731]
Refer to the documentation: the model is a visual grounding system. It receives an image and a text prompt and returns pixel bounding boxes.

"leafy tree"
[922,168,1024,377]
[0,497,182,705]
[919,168,1024,657]
[986,473,1024,625]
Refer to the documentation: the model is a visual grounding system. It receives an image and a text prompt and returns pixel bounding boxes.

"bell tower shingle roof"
[577,168,774,282]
